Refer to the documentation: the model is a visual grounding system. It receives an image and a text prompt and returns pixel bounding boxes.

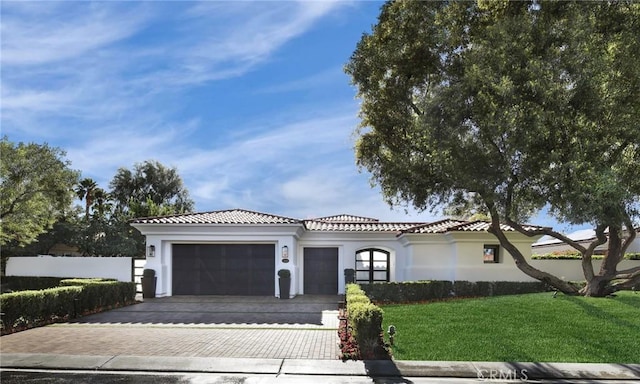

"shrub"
[343,283,389,360]
[1,279,136,335]
[532,251,640,260]
[361,280,550,303]
[1,276,67,292]
[60,279,136,312]
[627,253,640,260]
[0,286,82,333]
[361,280,454,303]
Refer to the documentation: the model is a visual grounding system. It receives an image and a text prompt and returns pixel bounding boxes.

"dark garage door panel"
[304,247,338,295]
[173,244,275,295]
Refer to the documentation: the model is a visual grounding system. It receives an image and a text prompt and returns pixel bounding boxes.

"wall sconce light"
[148,245,155,257]
[281,245,289,263]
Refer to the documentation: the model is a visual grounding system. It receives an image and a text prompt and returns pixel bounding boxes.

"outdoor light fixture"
[281,245,289,263]
[148,245,155,257]
[388,325,396,346]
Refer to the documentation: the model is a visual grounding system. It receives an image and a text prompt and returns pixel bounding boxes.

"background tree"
[109,160,194,217]
[74,178,98,219]
[345,1,640,296]
[1,137,79,246]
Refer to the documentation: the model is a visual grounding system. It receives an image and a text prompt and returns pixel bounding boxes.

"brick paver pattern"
[0,295,341,360]
[1,325,338,359]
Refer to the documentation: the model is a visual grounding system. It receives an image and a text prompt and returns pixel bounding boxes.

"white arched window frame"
[355,248,390,283]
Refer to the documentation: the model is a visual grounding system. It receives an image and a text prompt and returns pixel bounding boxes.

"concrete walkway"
[2,353,639,381]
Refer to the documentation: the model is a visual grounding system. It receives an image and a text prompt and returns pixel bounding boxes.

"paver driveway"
[0,295,341,360]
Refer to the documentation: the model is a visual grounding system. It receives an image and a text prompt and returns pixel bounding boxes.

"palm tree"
[92,188,112,218]
[75,178,97,219]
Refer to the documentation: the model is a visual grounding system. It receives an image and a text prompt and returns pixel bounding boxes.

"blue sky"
[1,1,582,232]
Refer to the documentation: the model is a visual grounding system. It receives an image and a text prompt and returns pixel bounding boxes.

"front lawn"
[381,292,640,363]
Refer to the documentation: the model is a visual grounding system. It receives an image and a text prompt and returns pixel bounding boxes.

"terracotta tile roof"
[402,220,545,234]
[131,209,300,224]
[132,209,544,234]
[401,219,468,234]
[303,220,424,232]
[311,214,379,223]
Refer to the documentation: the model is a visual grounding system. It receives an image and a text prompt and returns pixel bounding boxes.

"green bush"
[1,279,136,335]
[361,280,550,303]
[344,283,385,359]
[0,286,82,332]
[627,253,640,260]
[346,283,365,296]
[1,276,67,292]
[532,251,640,260]
[348,302,383,345]
[60,279,136,312]
[361,281,454,303]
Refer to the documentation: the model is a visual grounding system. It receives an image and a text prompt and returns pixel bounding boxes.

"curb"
[1,353,639,380]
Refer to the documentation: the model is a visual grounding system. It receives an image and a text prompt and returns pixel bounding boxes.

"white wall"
[6,256,133,282]
[404,240,456,281]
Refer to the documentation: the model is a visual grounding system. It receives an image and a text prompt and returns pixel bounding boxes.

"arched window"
[355,248,390,283]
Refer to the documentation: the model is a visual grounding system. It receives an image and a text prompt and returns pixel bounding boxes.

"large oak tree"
[1,137,79,246]
[345,1,639,296]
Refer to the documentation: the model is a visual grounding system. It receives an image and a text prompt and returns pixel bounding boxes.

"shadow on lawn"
[564,295,639,330]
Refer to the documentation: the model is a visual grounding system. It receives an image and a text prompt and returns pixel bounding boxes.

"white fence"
[5,256,135,282]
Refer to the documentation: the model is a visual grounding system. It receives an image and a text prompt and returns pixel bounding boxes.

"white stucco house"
[131,209,545,298]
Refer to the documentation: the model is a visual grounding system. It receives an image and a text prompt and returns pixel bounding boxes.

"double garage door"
[172,244,275,295]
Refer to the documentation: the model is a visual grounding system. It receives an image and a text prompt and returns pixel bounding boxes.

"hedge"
[1,276,67,292]
[360,280,454,303]
[60,278,136,313]
[360,280,551,303]
[344,283,387,359]
[532,251,640,260]
[1,279,136,335]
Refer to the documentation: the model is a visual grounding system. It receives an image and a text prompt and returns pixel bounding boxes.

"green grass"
[381,291,640,363]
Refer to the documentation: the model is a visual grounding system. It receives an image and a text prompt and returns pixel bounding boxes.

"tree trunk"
[580,276,613,297]
[487,219,580,295]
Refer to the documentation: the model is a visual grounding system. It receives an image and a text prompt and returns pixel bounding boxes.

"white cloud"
[0,2,149,66]
[1,1,442,224]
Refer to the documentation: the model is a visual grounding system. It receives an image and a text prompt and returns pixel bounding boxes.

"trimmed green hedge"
[361,280,551,303]
[361,280,454,303]
[1,279,136,335]
[532,251,640,260]
[345,283,386,359]
[1,276,67,292]
[0,286,82,332]
[60,278,135,313]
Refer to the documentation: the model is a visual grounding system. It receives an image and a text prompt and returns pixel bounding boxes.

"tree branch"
[504,218,588,253]
[488,204,578,294]
[611,273,640,292]
[620,213,637,256]
[615,265,640,279]
[409,101,423,116]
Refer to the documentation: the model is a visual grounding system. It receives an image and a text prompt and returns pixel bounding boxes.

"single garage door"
[303,247,338,294]
[172,244,275,295]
